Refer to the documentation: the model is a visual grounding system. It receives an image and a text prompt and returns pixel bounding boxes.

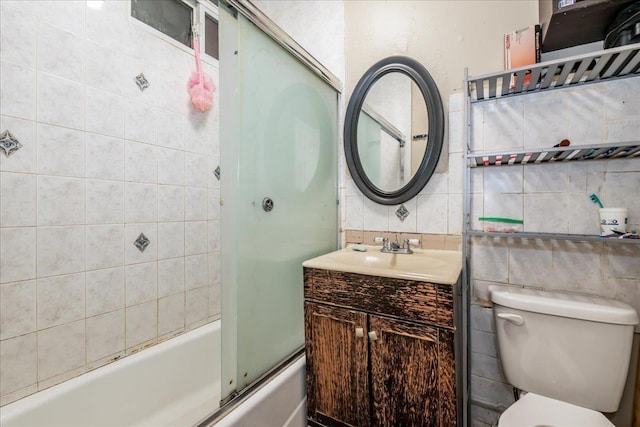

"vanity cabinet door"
[305,302,370,427]
[369,315,441,427]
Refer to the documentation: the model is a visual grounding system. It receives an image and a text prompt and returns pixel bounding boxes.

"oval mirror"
[345,56,444,205]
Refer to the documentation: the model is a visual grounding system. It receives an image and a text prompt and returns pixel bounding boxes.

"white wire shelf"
[469,230,640,244]
[467,141,640,168]
[467,43,640,102]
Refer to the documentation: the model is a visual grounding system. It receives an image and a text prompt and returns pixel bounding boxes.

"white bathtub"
[0,321,221,427]
[1,319,308,427]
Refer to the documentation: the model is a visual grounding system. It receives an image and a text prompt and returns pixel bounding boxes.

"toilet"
[489,286,639,427]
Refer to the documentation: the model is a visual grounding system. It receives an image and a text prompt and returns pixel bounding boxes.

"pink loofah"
[189,37,216,112]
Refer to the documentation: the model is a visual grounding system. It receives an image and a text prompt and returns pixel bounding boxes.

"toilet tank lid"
[488,286,639,325]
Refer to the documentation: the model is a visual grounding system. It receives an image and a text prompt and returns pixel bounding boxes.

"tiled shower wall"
[466,78,640,426]
[0,0,220,406]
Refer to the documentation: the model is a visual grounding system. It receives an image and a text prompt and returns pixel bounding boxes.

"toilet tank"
[489,286,638,413]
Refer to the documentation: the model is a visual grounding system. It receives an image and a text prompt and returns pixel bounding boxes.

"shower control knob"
[262,197,274,212]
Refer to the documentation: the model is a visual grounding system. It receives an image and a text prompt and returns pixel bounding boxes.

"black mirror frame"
[344,55,445,205]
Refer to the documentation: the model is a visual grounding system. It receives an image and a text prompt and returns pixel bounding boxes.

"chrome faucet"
[375,235,419,254]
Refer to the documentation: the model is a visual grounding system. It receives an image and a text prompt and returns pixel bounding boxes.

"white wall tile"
[208,221,220,252]
[508,239,553,287]
[548,241,603,294]
[185,221,207,256]
[0,116,37,173]
[125,261,157,306]
[86,225,124,270]
[37,124,85,177]
[86,267,124,317]
[345,195,364,229]
[158,185,185,222]
[125,141,157,183]
[208,284,221,318]
[185,254,208,290]
[158,258,185,298]
[37,273,85,329]
[567,193,599,235]
[209,251,221,285]
[185,187,207,221]
[1,172,36,227]
[86,134,125,180]
[158,147,185,186]
[158,293,185,336]
[36,0,86,37]
[523,92,571,149]
[448,193,463,235]
[0,333,37,395]
[157,109,185,150]
[1,227,37,284]
[125,300,157,349]
[86,309,125,363]
[158,222,185,260]
[36,21,85,83]
[125,223,157,265]
[86,180,124,224]
[471,238,509,283]
[482,193,523,224]
[86,0,126,52]
[208,188,220,221]
[362,198,388,231]
[483,98,524,151]
[37,71,84,130]
[125,182,158,223]
[389,199,417,233]
[0,280,36,340]
[483,166,523,194]
[184,118,208,154]
[523,193,569,233]
[0,7,36,68]
[86,87,125,138]
[37,226,84,278]
[185,287,208,326]
[567,86,606,144]
[37,176,85,226]
[185,153,208,188]
[37,320,85,381]
[86,41,126,96]
[125,100,157,145]
[416,193,448,234]
[1,61,36,120]
[420,171,448,194]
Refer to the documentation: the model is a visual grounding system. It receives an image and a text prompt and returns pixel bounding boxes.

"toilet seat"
[498,393,614,427]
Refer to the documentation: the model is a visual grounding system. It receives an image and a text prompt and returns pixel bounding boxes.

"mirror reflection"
[356,72,428,193]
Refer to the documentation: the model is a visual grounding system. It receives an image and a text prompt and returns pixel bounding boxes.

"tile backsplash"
[0,0,220,406]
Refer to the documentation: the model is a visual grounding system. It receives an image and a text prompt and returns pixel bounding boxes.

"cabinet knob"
[355,327,364,338]
[368,331,378,341]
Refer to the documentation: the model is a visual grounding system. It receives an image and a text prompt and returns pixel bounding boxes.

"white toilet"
[489,285,639,427]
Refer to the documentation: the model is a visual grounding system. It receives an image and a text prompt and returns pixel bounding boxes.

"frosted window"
[131,0,193,47]
[204,14,219,59]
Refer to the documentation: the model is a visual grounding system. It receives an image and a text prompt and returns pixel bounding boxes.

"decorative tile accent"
[214,166,220,181]
[0,130,23,157]
[395,204,409,222]
[134,73,150,91]
[134,233,150,253]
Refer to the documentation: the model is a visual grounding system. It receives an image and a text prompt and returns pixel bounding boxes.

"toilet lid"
[498,393,614,427]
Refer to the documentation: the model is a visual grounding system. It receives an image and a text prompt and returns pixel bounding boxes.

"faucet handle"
[403,238,420,250]
[374,237,385,244]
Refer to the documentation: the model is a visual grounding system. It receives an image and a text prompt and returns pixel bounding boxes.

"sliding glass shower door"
[219,7,338,401]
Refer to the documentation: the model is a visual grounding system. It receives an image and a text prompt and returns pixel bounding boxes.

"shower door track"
[219,0,343,93]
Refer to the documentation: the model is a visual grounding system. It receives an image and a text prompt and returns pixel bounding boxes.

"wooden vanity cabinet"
[304,267,457,427]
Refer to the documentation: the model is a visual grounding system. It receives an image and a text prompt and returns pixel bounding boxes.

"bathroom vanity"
[302,246,462,427]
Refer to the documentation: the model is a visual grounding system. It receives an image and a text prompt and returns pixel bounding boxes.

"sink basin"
[303,244,462,285]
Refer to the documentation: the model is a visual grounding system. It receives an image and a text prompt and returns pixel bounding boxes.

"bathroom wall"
[466,77,640,426]
[342,1,538,241]
[0,0,220,406]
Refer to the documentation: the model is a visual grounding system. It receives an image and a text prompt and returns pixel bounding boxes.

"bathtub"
[0,321,221,427]
[1,319,308,427]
